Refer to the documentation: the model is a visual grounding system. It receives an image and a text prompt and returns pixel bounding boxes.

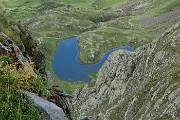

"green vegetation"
[109,98,131,120]
[0,55,50,97]
[0,55,50,120]
[41,37,85,94]
[0,0,179,96]
[140,0,180,17]
[59,0,127,9]
[109,27,180,119]
[0,14,19,43]
[57,80,85,95]
[0,0,179,119]
[88,71,98,80]
[0,14,51,119]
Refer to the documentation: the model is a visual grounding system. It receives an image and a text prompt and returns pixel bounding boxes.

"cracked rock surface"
[73,22,180,120]
[22,91,69,120]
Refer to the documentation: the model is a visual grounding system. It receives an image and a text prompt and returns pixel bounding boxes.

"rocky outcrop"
[48,85,74,118]
[0,17,71,119]
[22,90,69,120]
[0,21,46,78]
[140,10,180,27]
[73,22,180,120]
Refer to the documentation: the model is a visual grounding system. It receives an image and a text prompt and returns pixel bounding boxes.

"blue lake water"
[52,36,134,82]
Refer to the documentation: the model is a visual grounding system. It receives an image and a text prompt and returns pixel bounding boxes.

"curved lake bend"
[52,36,134,82]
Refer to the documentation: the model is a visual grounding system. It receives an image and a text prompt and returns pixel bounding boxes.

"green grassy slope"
[0,15,50,119]
[1,0,179,94]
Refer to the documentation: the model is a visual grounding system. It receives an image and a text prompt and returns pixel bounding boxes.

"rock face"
[0,21,46,78]
[22,91,69,120]
[73,22,180,120]
[0,16,70,120]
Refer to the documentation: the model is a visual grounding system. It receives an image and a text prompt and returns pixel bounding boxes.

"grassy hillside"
[1,0,179,94]
[0,56,44,120]
[0,14,51,119]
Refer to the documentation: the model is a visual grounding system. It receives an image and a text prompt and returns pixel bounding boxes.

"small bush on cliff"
[0,55,50,119]
[0,14,50,119]
[0,55,41,120]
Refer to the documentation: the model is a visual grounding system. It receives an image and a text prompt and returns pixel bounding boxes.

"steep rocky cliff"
[0,16,46,78]
[0,15,70,119]
[73,22,180,120]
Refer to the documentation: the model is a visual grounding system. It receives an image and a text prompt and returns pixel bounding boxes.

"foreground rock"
[22,91,69,120]
[73,22,180,120]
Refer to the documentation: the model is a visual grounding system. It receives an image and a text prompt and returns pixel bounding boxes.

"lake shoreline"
[52,36,134,82]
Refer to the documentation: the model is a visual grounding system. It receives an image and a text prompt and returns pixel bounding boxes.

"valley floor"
[0,0,180,119]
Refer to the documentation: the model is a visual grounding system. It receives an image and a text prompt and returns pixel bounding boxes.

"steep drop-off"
[0,15,70,120]
[1,0,180,119]
[0,14,48,119]
[73,22,180,120]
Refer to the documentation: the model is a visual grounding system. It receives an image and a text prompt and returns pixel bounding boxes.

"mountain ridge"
[72,21,180,120]
[0,0,180,119]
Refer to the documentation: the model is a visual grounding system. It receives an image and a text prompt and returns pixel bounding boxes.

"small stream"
[52,36,134,82]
